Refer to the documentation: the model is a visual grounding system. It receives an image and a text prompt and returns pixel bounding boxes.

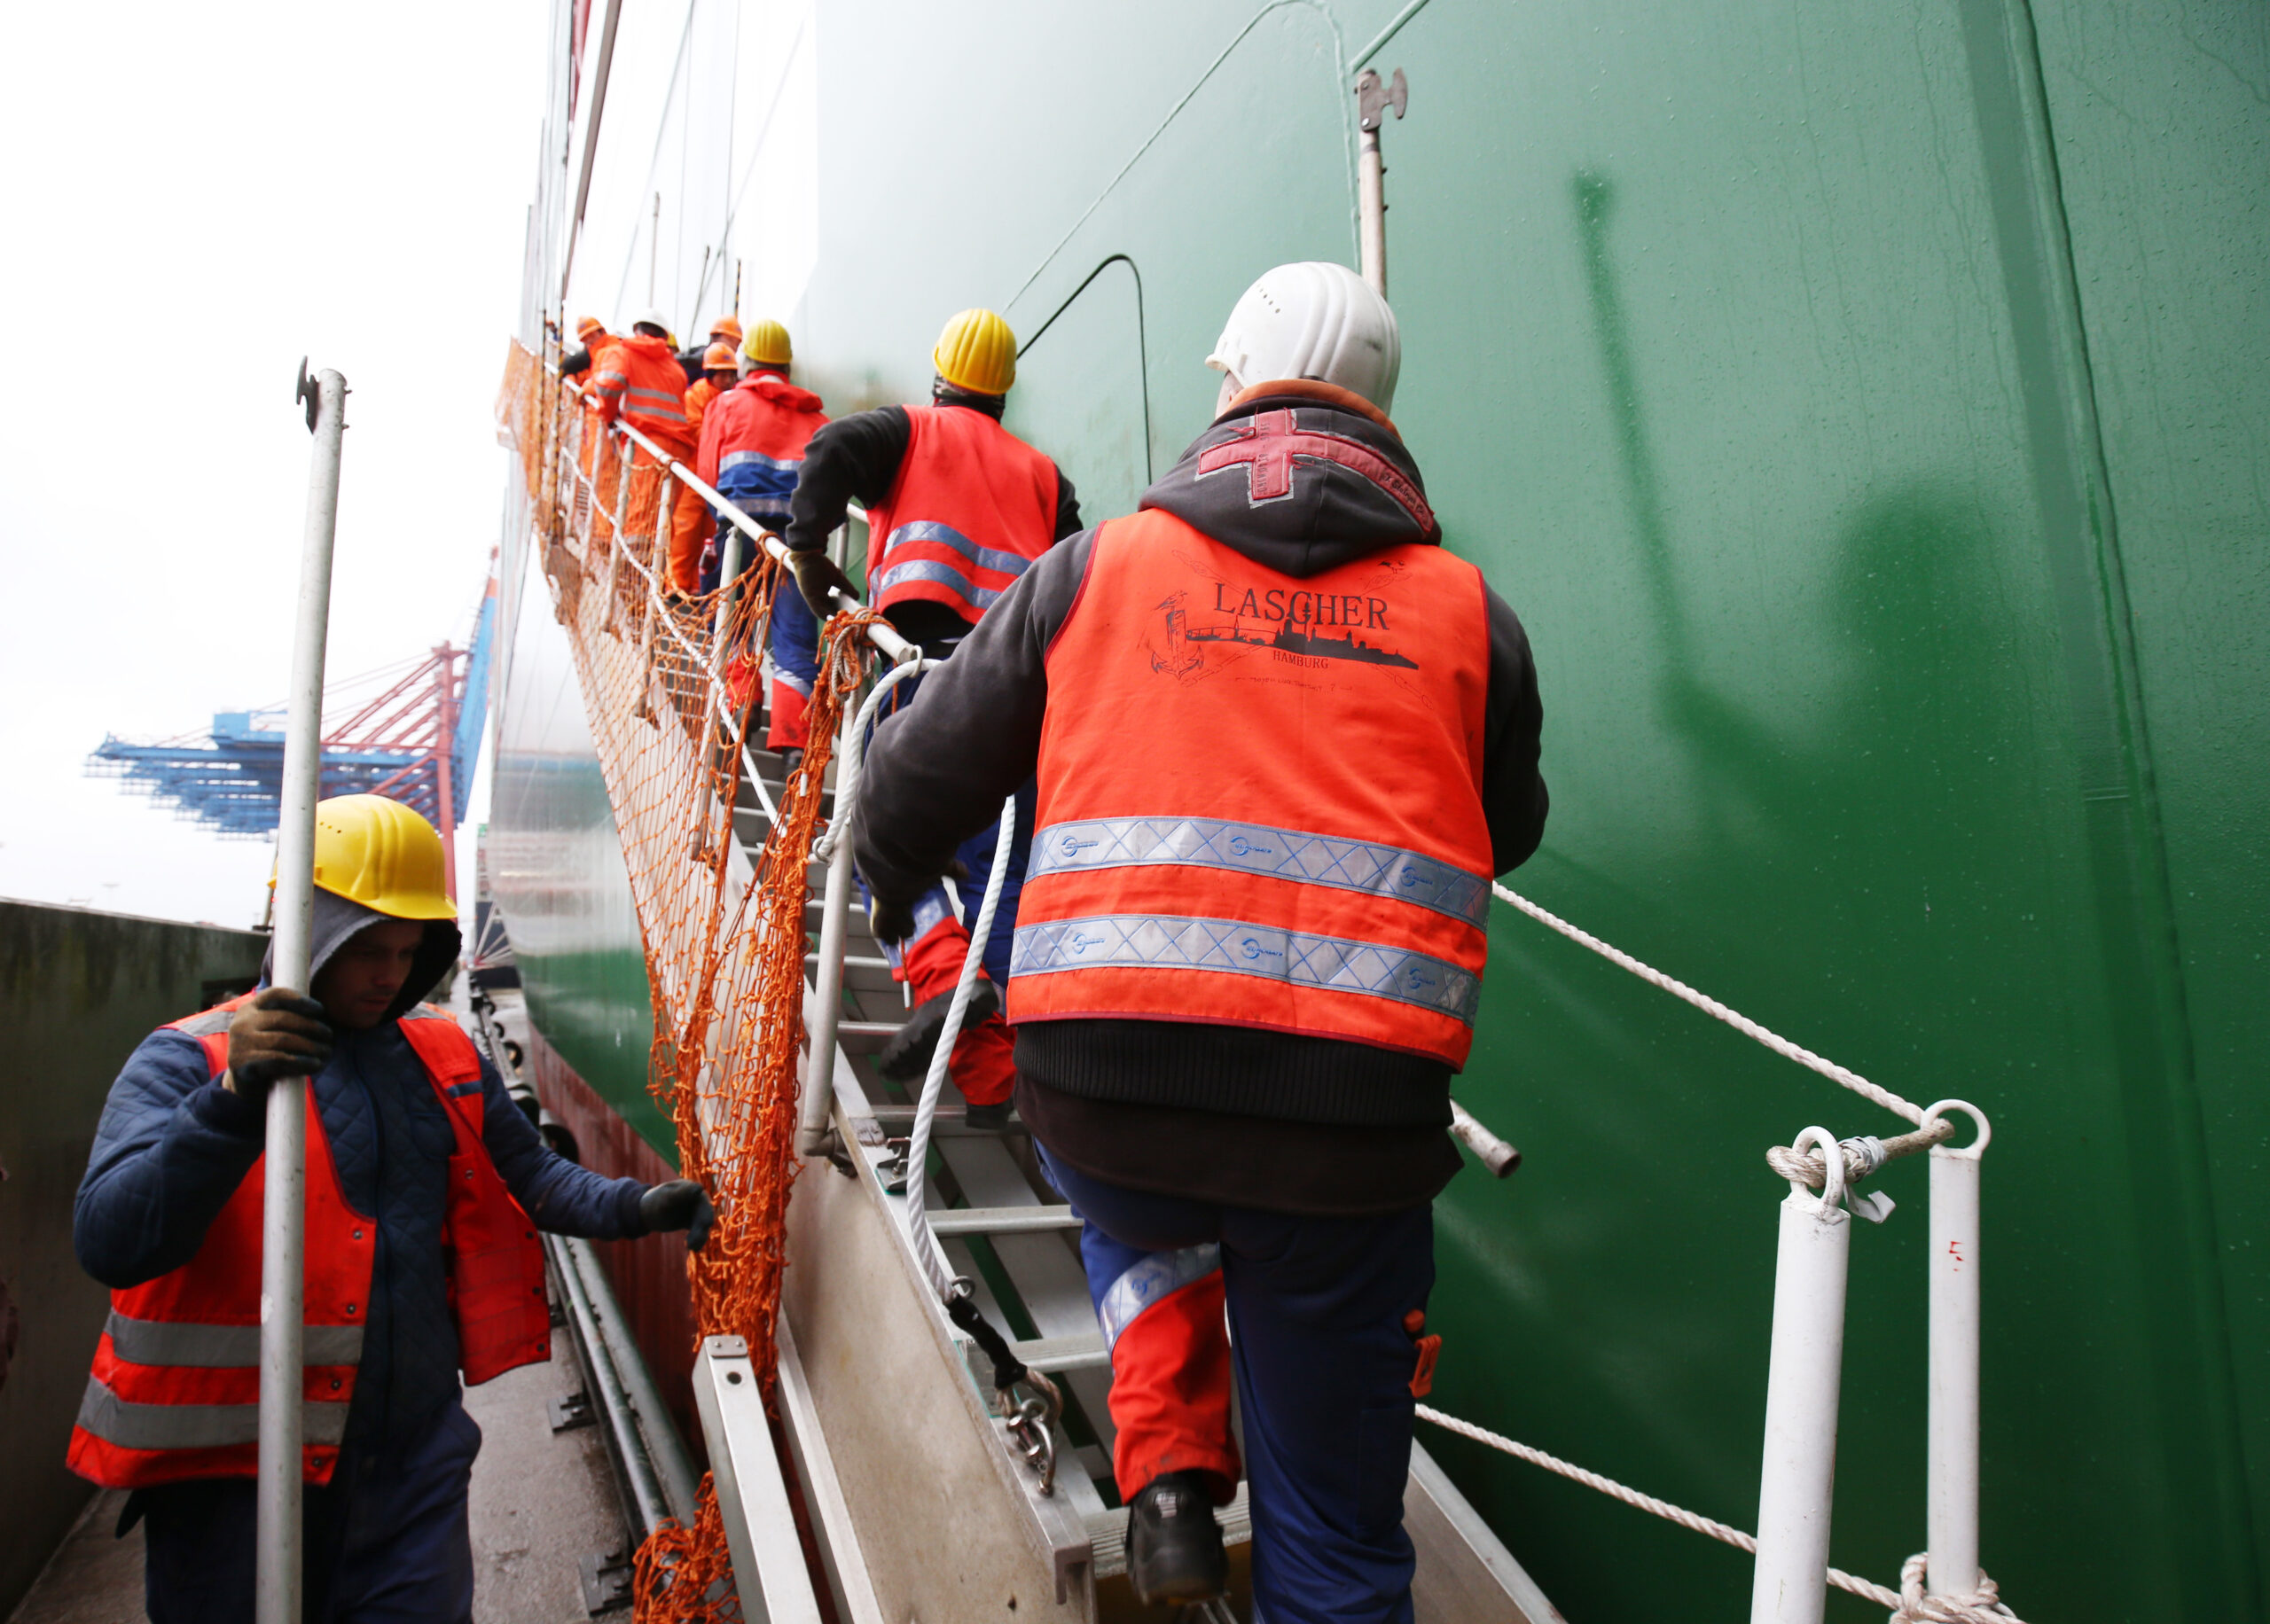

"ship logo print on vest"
[1194,409,1435,532]
[1142,566,1417,683]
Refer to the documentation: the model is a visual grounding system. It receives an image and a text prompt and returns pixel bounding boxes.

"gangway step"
[865,1105,1029,1138]
[834,1020,902,1055]
[928,1205,1081,1237]
[805,897,876,941]
[1086,1485,1256,1578]
[731,804,836,842]
[805,951,896,992]
[1005,1331,1109,1376]
[736,780,833,811]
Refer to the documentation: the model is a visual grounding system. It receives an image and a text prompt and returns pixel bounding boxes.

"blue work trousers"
[137,1400,481,1624]
[1041,1149,1436,1624]
[763,566,820,692]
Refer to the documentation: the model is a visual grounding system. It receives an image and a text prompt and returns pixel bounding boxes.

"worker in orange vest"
[669,341,740,594]
[562,316,612,496]
[70,796,711,1624]
[591,311,699,581]
[694,319,829,753]
[679,314,744,385]
[561,314,608,379]
[849,264,1547,1618]
[779,309,1083,1124]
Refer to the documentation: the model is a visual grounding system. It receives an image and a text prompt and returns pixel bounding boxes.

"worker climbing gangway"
[497,338,2028,1624]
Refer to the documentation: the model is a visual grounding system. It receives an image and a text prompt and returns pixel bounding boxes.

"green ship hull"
[492,3,2270,1616]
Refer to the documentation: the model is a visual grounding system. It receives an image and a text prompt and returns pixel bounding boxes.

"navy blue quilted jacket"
[75,1014,650,1444]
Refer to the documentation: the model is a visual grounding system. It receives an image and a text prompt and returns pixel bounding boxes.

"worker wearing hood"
[69,795,712,1624]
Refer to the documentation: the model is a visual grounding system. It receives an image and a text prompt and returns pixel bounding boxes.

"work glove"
[225,988,333,1094]
[638,1179,716,1253]
[866,894,919,945]
[786,548,857,618]
[865,857,969,945]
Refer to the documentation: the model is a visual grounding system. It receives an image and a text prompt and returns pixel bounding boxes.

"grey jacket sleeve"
[852,531,1097,903]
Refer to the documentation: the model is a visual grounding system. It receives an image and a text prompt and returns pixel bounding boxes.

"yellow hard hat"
[305,795,457,921]
[702,341,738,372]
[933,308,1016,395]
[741,319,793,368]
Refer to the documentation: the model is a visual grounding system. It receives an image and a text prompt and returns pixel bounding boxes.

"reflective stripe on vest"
[1010,504,1493,1066]
[720,448,802,478]
[1012,912,1482,1025]
[102,1308,364,1368]
[625,385,688,420]
[872,521,1034,613]
[68,1000,548,1490]
[1028,816,1491,929]
[865,405,1058,625]
[76,1378,350,1451]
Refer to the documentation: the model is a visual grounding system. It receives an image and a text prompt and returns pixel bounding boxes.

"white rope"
[1414,1408,2028,1623]
[1891,1553,2023,1624]
[811,659,934,863]
[1491,883,1929,1126]
[903,793,1020,1300]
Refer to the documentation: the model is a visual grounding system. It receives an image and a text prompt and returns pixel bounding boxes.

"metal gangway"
[536,388,1554,1621]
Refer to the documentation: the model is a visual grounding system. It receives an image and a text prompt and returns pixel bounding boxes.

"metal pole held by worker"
[257,361,348,1624]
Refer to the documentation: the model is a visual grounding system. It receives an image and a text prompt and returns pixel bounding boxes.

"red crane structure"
[89,573,497,896]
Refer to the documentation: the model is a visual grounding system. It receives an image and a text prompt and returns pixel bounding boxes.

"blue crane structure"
[87,573,498,879]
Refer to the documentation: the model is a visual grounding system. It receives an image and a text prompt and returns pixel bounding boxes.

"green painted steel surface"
[498,0,2266,1615]
[0,902,266,1616]
[488,543,663,1151]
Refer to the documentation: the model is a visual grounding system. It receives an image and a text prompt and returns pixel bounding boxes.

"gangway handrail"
[579,384,917,663]
[523,348,1616,1613]
[560,381,932,1164]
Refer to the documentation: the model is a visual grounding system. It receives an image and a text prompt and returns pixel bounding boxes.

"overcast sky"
[0,1,544,928]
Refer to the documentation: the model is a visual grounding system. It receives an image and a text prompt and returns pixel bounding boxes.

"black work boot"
[1126,1472,1227,1607]
[963,1099,1014,1131]
[874,980,999,1082]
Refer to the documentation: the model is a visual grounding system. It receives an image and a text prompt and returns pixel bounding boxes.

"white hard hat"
[1205,262,1401,414]
[631,308,672,335]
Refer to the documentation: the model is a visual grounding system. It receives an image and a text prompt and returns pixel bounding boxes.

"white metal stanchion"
[1923,1100,1991,1604]
[797,691,862,1161]
[797,645,928,1160]
[256,363,348,1624]
[1749,1126,1853,1624]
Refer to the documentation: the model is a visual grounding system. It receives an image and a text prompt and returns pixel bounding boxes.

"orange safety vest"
[67,999,550,1489]
[865,404,1060,626]
[591,334,695,450]
[683,377,721,441]
[1009,508,1495,1068]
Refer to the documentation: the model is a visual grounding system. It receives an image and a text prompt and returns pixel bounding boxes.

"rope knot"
[1890,1552,2020,1624]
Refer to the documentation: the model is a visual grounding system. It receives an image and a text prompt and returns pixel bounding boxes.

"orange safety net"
[497,340,885,1623]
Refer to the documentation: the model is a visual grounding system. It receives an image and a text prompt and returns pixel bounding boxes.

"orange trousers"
[669,482,713,594]
[900,919,1018,1108]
